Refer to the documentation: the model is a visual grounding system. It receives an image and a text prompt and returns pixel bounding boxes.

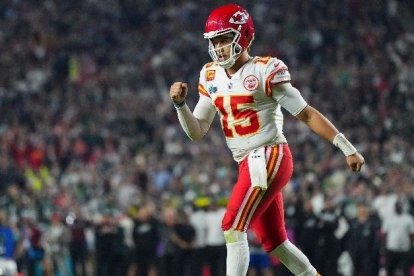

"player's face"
[211,33,234,62]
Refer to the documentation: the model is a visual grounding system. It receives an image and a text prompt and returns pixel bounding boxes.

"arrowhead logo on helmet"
[229,11,249,25]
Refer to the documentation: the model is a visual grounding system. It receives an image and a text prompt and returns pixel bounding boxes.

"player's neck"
[226,53,251,76]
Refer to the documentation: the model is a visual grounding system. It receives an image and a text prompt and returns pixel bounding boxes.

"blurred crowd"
[0,0,413,275]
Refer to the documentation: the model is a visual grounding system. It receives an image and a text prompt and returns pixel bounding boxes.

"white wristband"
[333,133,357,156]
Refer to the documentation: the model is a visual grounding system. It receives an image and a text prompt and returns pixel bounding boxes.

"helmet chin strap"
[215,42,242,69]
[219,56,237,69]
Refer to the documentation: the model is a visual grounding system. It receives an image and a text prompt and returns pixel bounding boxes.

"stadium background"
[0,0,413,275]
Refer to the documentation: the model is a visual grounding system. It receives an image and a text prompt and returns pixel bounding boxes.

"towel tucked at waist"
[248,147,267,190]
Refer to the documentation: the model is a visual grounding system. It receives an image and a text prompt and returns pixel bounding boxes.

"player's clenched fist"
[170,82,188,105]
[346,152,365,172]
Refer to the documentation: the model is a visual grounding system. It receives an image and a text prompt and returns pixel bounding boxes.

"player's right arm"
[170,82,215,140]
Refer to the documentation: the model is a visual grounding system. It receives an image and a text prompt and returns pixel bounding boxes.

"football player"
[170,3,365,276]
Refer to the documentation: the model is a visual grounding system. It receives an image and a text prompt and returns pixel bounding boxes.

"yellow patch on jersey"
[206,70,216,81]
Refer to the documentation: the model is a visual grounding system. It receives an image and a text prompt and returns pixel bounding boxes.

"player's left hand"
[346,152,365,172]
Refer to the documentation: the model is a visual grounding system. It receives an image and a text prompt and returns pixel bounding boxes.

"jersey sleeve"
[198,63,213,102]
[194,64,216,122]
[272,83,308,116]
[263,58,307,116]
[193,96,216,123]
[264,58,291,96]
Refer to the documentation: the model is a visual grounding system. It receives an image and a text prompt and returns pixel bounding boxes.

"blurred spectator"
[118,212,135,276]
[295,199,320,269]
[26,220,46,276]
[188,198,208,276]
[345,202,381,276]
[0,211,18,276]
[94,214,128,276]
[158,206,196,276]
[314,199,341,275]
[69,218,88,276]
[381,201,414,276]
[157,207,178,276]
[130,203,159,276]
[43,213,72,275]
[0,211,16,259]
[169,209,196,276]
[204,199,226,276]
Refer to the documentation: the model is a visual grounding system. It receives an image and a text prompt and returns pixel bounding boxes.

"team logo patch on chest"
[243,75,259,91]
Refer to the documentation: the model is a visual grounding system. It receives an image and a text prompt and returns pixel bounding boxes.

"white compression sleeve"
[176,96,215,140]
[272,82,308,116]
[271,240,317,276]
[224,230,249,276]
[226,241,250,276]
[176,104,205,140]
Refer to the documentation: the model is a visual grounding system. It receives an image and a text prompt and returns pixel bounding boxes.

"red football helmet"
[204,4,255,69]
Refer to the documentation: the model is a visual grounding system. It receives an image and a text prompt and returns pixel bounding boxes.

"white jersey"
[195,56,307,162]
[382,213,414,252]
